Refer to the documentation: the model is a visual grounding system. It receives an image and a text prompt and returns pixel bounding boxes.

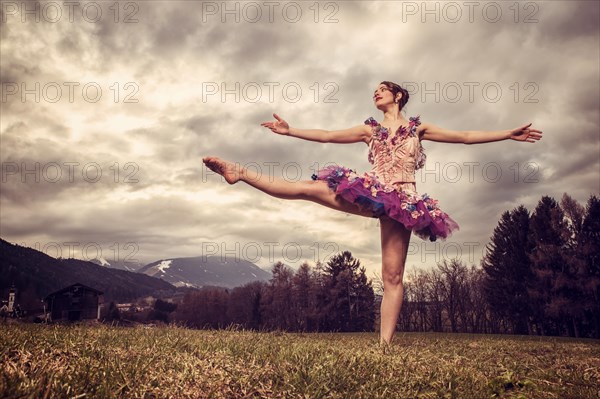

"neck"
[382,108,405,122]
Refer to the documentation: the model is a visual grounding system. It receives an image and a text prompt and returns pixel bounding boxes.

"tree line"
[400,193,599,338]
[172,251,375,332]
[139,193,599,338]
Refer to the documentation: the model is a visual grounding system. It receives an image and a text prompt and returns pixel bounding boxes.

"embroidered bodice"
[364,115,427,185]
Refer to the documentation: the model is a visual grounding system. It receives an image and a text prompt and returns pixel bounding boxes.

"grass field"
[1,322,599,398]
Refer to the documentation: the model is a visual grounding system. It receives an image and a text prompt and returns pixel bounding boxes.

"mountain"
[89,257,144,272]
[0,238,176,304]
[138,256,272,289]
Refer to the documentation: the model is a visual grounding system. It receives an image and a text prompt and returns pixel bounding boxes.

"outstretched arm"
[261,113,370,144]
[419,121,543,144]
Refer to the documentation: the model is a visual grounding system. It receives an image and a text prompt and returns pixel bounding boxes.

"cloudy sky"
[1,0,598,280]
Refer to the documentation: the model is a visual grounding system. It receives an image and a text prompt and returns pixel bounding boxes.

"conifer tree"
[559,193,588,337]
[292,262,313,332]
[580,195,600,337]
[482,205,534,334]
[528,196,568,336]
[322,251,374,332]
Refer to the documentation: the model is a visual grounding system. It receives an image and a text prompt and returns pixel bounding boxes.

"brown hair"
[380,81,409,112]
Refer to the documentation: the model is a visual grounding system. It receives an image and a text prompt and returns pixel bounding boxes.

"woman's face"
[373,84,399,108]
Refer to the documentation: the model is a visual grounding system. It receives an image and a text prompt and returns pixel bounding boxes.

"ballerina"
[202,80,543,346]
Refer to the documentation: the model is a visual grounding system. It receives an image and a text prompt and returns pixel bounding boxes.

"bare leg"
[202,156,375,217]
[379,215,411,346]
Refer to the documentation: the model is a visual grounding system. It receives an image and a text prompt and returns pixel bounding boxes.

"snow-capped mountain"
[138,256,272,289]
[89,257,144,272]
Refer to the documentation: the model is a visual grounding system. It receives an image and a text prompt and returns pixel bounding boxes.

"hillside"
[0,238,176,303]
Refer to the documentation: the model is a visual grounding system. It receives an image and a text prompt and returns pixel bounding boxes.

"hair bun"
[381,81,410,112]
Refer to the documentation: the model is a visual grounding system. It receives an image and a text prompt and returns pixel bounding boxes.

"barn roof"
[44,282,104,300]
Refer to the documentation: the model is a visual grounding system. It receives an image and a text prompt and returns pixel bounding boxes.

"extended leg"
[202,156,374,218]
[379,215,412,346]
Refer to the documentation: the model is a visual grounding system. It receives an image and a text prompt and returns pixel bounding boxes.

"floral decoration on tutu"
[311,164,459,242]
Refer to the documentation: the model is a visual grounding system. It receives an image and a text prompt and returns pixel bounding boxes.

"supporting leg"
[379,215,412,346]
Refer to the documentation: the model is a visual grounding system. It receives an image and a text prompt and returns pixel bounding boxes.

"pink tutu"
[311,164,459,242]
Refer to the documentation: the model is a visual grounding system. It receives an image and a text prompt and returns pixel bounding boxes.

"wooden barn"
[44,283,104,322]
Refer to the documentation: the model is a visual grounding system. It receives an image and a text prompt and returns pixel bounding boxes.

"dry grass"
[1,322,599,398]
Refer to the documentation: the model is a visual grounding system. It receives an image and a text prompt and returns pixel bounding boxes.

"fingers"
[260,113,284,128]
[527,134,542,143]
[518,123,532,131]
[259,123,277,133]
[529,131,543,137]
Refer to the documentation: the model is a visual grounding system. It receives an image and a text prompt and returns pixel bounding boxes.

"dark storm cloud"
[0,195,228,263]
[0,62,41,84]
[538,0,599,43]
[550,149,599,182]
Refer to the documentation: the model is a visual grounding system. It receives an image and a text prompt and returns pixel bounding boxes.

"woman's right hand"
[260,113,290,135]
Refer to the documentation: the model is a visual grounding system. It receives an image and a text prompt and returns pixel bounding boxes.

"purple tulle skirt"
[311,165,459,242]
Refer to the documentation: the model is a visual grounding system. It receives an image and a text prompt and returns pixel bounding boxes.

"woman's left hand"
[510,123,543,143]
